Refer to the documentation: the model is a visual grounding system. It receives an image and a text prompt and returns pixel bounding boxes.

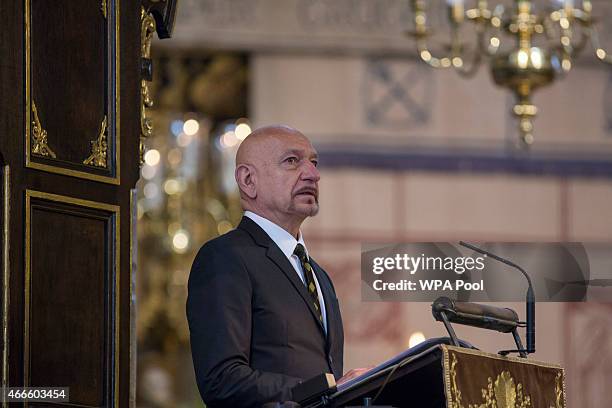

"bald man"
[187,126,348,408]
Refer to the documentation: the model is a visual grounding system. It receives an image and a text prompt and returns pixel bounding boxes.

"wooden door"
[0,1,175,406]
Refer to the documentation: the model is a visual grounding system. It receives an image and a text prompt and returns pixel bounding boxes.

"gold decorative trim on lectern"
[442,345,566,408]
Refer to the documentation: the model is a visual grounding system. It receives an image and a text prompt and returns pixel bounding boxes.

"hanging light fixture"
[408,0,612,146]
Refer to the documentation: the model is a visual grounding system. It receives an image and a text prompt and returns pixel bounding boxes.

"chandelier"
[408,0,612,146]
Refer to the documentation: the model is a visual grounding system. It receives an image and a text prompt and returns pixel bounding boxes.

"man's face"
[255,133,320,222]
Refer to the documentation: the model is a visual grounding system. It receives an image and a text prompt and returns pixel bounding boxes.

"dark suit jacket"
[187,217,344,408]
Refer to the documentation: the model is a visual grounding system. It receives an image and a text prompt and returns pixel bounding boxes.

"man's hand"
[337,367,375,386]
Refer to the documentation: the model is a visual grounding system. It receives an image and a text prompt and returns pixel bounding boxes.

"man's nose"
[301,161,320,182]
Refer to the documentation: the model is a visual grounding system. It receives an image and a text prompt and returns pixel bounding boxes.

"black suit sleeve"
[187,241,302,408]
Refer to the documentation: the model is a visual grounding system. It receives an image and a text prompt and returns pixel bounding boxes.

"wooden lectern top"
[315,341,565,408]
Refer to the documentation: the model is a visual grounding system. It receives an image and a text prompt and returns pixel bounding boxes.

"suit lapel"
[238,217,326,336]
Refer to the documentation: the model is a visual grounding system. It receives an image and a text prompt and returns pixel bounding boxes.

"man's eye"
[285,157,298,164]
[311,160,318,167]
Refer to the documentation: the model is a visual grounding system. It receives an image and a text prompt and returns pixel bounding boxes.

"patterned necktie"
[294,243,323,324]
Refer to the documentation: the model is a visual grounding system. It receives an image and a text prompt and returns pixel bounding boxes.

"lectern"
[301,338,565,408]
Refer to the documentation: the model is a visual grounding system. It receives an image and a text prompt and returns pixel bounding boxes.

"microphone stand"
[459,241,536,356]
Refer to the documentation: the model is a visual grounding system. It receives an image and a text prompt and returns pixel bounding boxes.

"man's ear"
[235,164,257,199]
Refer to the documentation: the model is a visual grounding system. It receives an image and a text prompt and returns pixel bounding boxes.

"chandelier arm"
[476,22,502,57]
[480,4,505,58]
[571,27,590,56]
[574,0,612,64]
[410,0,457,69]
[450,26,477,76]
[410,0,495,73]
[547,12,588,72]
[453,28,488,78]
[454,53,482,78]
[414,30,475,71]
[418,39,478,76]
[462,2,502,58]
[542,15,558,42]
[558,19,590,59]
[415,39,454,69]
[450,11,504,77]
[586,25,612,65]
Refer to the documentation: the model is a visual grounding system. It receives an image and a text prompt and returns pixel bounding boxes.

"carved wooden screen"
[0,0,148,406]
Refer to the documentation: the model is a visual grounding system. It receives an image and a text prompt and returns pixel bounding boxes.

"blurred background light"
[177,133,192,147]
[143,182,159,199]
[235,123,251,140]
[221,131,238,147]
[170,120,184,137]
[408,331,426,348]
[183,119,200,136]
[144,149,161,167]
[141,164,156,180]
[172,229,190,253]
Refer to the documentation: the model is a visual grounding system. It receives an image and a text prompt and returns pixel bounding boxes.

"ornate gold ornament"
[476,371,532,408]
[448,352,463,408]
[140,7,156,167]
[553,371,565,408]
[30,102,56,158]
[101,0,107,18]
[408,0,612,147]
[448,353,533,408]
[83,116,108,168]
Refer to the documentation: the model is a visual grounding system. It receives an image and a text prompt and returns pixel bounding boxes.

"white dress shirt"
[244,211,328,334]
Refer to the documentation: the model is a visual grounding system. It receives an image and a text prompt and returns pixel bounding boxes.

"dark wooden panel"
[0,163,8,394]
[31,0,106,163]
[0,0,27,389]
[26,191,118,407]
[1,0,146,406]
[27,0,119,183]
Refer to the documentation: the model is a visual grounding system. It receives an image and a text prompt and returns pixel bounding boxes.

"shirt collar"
[244,211,308,260]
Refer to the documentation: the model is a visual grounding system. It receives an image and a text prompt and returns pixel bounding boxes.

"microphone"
[432,297,520,333]
[459,241,535,354]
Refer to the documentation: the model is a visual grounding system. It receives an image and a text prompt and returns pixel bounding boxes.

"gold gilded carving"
[494,373,516,407]
[554,372,565,408]
[101,0,107,18]
[448,353,533,408]
[480,371,531,408]
[31,102,56,158]
[83,116,108,168]
[140,7,156,166]
[448,353,463,408]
